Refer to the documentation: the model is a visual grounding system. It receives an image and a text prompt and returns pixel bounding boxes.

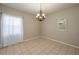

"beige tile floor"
[0,38,79,55]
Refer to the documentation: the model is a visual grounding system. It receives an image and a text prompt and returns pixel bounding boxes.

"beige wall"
[42,6,79,47]
[0,5,40,40]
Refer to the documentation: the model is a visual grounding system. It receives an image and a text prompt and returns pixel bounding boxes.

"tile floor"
[0,38,79,55]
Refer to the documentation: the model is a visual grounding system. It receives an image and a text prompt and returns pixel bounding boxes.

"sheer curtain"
[1,13,23,47]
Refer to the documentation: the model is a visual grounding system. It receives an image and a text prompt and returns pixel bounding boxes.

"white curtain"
[1,13,23,47]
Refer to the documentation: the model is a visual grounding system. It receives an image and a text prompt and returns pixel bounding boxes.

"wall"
[0,4,40,41]
[42,6,79,47]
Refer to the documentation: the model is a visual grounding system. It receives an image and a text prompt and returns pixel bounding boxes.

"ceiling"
[1,3,79,15]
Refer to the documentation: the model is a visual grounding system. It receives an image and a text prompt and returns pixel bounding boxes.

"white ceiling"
[1,3,79,15]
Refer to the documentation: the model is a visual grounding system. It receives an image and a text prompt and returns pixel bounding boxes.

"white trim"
[41,36,79,49]
[23,36,41,42]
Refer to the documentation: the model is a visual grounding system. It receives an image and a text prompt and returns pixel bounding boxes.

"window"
[1,13,23,46]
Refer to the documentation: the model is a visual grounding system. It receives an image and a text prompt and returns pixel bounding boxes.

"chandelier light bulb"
[39,16,42,19]
[42,13,45,16]
[36,15,38,18]
[37,13,40,16]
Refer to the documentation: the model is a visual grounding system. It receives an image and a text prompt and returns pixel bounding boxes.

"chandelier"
[36,3,45,21]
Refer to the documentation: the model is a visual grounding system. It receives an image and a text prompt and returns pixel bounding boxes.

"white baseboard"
[41,36,79,49]
[23,36,41,42]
